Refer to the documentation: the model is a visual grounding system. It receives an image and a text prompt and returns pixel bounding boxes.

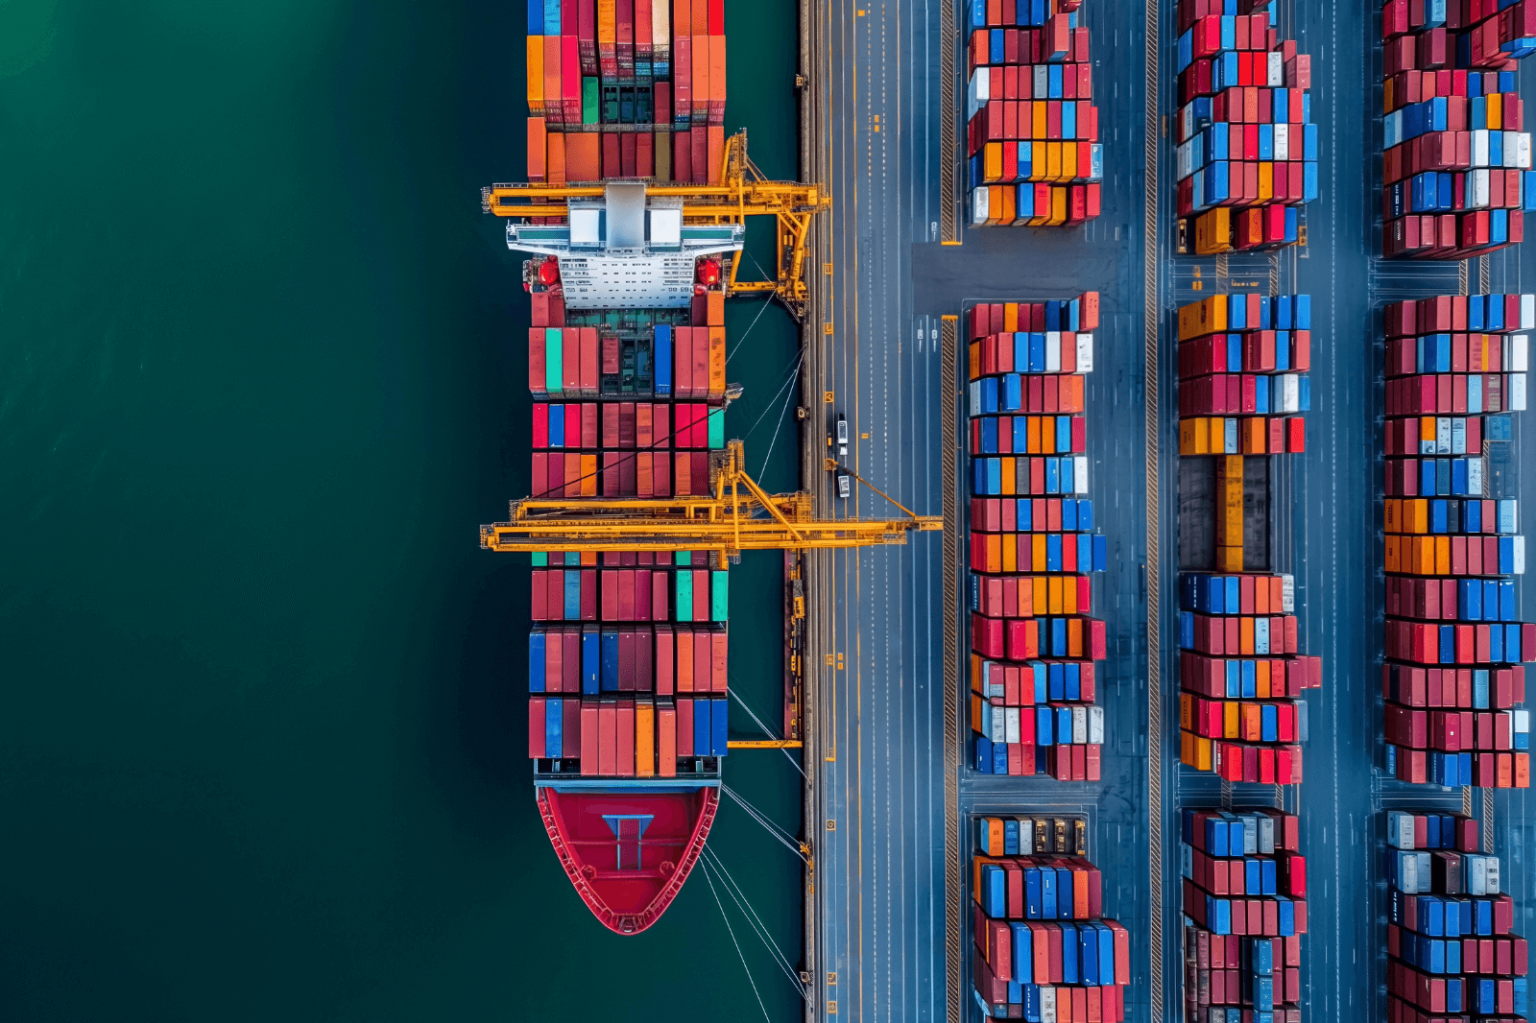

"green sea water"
[0,3,805,1019]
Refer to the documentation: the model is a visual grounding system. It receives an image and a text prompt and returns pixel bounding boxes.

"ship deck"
[803,0,1536,1020]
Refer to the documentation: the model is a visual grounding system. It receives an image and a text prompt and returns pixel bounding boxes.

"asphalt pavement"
[805,0,1536,1020]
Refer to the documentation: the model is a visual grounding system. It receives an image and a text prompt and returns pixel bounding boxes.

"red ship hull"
[537,784,719,935]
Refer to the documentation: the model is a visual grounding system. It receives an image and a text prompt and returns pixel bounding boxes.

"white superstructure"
[505,181,743,310]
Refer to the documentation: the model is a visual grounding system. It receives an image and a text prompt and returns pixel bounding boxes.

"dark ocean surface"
[0,2,805,1019]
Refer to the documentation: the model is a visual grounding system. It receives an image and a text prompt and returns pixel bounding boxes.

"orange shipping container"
[635,701,655,777]
[691,34,708,124]
[547,132,568,185]
[707,326,726,402]
[657,705,676,776]
[708,35,725,125]
[527,36,545,113]
[705,290,724,325]
[567,132,602,183]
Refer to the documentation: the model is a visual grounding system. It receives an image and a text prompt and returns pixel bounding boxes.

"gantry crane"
[481,131,830,318]
[481,440,941,560]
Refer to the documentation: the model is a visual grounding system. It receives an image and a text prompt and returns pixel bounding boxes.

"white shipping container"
[1499,500,1518,534]
[1076,332,1094,373]
[967,71,989,121]
[1281,574,1295,614]
[1274,123,1289,161]
[1074,456,1089,495]
[1506,334,1529,372]
[1468,456,1484,494]
[1005,706,1020,744]
[1088,705,1104,744]
[1522,294,1536,329]
[1509,372,1527,411]
[1437,417,1453,454]
[1471,168,1491,209]
[1472,129,1490,168]
[1277,373,1300,413]
[970,186,991,227]
[1045,331,1061,373]
[1513,535,1526,574]
[1266,51,1283,87]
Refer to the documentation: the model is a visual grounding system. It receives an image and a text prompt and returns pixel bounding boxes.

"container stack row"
[1380,2,1536,258]
[527,279,728,402]
[1380,294,1534,788]
[1179,807,1307,1022]
[524,0,727,184]
[970,817,1131,1021]
[1173,0,1318,254]
[530,553,727,622]
[1384,810,1529,1019]
[528,551,731,772]
[966,296,1110,781]
[1174,295,1323,786]
[963,0,1104,227]
[527,285,729,498]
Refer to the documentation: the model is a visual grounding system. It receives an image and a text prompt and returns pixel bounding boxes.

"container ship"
[516,0,736,936]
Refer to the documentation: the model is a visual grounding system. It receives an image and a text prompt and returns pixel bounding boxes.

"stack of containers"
[1173,0,1319,254]
[966,295,1110,781]
[527,285,728,498]
[1380,2,1536,258]
[963,0,1105,227]
[970,820,1131,1021]
[1175,295,1323,785]
[1384,810,1530,1019]
[527,549,731,772]
[1179,807,1306,1023]
[1380,293,1534,788]
[525,0,726,185]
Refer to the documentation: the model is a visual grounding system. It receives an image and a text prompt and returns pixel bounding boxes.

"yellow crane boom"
[481,441,941,558]
[481,132,830,317]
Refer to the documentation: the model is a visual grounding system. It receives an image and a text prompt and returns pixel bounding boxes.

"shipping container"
[1379,294,1533,787]
[1378,4,1536,258]
[965,296,1110,779]
[1170,3,1317,253]
[1380,808,1529,1022]
[963,2,1103,226]
[968,831,1131,1021]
